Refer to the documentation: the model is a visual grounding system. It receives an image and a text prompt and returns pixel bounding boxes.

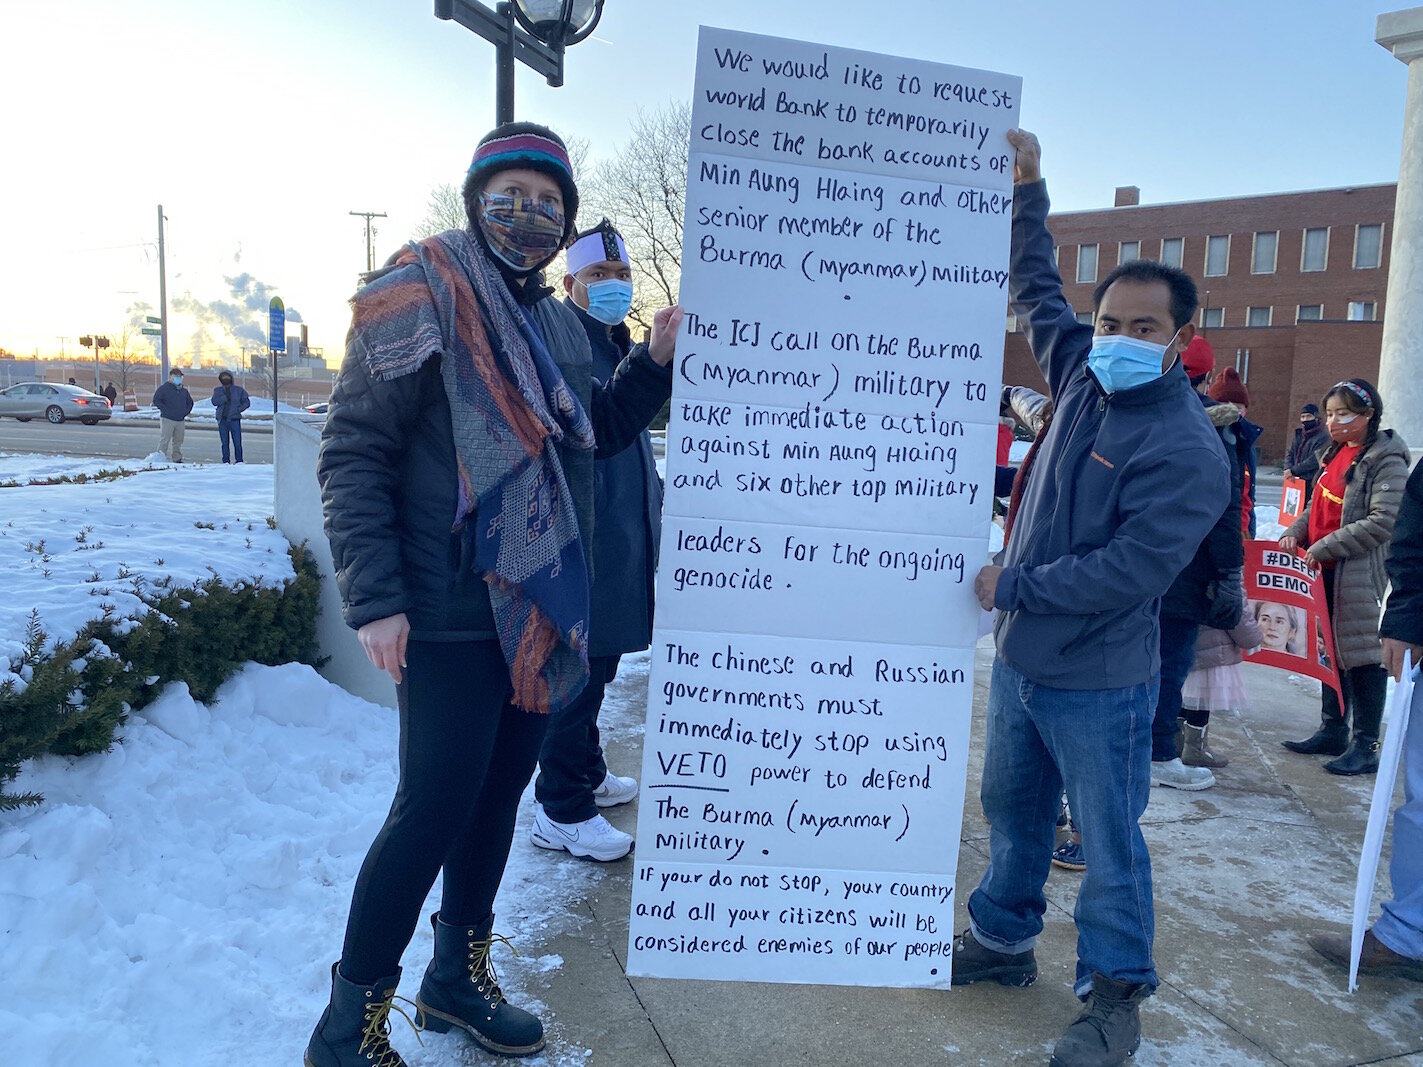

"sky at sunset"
[0,1,1410,369]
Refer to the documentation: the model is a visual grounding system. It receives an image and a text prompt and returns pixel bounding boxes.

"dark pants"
[534,655,619,823]
[1152,615,1201,762]
[338,640,548,985]
[218,419,243,463]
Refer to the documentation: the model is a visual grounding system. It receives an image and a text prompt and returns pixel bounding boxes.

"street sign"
[269,297,285,352]
[141,327,162,336]
[146,315,162,324]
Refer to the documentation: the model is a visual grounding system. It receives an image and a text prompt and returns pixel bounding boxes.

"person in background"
[212,370,252,464]
[152,367,193,463]
[1281,379,1409,775]
[959,129,1229,1067]
[1207,368,1261,537]
[102,381,118,406]
[1149,340,1247,791]
[529,220,662,863]
[310,122,680,1067]
[1308,457,1423,982]
[1285,402,1331,496]
[1179,590,1262,767]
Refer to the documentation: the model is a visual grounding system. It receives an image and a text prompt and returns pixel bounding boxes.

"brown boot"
[1181,722,1228,768]
[1308,928,1423,982]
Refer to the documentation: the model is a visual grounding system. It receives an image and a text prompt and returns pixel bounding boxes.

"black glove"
[1204,569,1245,630]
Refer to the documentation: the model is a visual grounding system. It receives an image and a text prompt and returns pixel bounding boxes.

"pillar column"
[1377,8,1423,456]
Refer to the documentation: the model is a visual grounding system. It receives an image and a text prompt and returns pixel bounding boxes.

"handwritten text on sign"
[627,26,1021,987]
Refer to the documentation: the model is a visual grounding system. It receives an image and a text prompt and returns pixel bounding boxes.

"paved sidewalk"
[515,641,1423,1067]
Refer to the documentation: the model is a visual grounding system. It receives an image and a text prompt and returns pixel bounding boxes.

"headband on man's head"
[1332,380,1374,408]
[566,219,629,276]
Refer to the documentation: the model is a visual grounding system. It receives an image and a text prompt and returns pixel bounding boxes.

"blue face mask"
[581,278,634,325]
[1086,330,1180,395]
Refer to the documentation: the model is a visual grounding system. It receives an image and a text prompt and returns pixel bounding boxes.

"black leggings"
[339,640,548,985]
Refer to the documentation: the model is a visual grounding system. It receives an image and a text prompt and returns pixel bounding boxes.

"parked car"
[0,382,113,425]
[305,402,329,415]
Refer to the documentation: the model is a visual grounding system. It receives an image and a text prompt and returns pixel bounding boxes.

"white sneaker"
[530,805,633,861]
[1150,757,1215,791]
[592,771,639,808]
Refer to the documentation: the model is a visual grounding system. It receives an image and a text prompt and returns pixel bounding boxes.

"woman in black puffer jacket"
[306,123,680,1067]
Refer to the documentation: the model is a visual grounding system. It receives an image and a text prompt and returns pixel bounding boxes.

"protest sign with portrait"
[1243,540,1342,704]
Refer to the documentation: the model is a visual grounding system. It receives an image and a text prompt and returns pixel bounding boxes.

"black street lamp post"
[434,0,604,124]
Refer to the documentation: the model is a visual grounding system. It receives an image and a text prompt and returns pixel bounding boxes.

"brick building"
[1002,182,1396,462]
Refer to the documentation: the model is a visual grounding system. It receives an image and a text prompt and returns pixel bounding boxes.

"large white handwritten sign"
[627,26,1021,988]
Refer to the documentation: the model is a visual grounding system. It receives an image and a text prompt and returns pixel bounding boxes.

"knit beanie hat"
[1301,402,1320,417]
[1180,336,1215,381]
[461,122,579,244]
[1207,367,1250,407]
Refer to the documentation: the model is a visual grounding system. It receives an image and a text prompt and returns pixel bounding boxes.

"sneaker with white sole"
[1150,757,1215,791]
[592,772,639,808]
[530,805,633,861]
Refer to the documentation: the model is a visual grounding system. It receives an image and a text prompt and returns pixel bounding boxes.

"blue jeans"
[1375,679,1423,960]
[969,657,1159,995]
[218,418,243,463]
[1152,616,1200,761]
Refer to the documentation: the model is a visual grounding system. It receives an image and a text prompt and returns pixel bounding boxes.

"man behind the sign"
[962,129,1228,1067]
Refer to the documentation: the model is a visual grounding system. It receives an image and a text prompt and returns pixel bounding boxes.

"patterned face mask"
[477,191,565,273]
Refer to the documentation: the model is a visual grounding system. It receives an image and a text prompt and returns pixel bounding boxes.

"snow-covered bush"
[0,544,321,809]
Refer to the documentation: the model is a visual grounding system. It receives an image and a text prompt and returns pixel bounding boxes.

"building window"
[1205,235,1230,276]
[1160,237,1183,268]
[1302,227,1329,272]
[1201,307,1224,328]
[1075,311,1094,326]
[1348,301,1377,321]
[1252,231,1278,274]
[1077,244,1098,283]
[1246,306,1273,327]
[1355,224,1383,269]
[1297,305,1324,322]
[1119,240,1140,265]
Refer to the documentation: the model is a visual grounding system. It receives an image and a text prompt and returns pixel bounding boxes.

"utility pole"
[157,205,171,377]
[349,210,387,272]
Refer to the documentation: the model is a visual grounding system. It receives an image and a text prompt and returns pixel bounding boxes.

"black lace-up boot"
[1049,973,1151,1066]
[305,964,411,1067]
[415,912,545,1056]
[949,928,1038,987]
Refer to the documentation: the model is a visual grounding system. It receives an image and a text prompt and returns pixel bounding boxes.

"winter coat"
[318,287,672,639]
[152,381,193,421]
[1381,459,1423,648]
[102,384,118,405]
[568,299,664,658]
[1285,429,1412,670]
[1162,400,1248,624]
[1286,423,1330,488]
[993,179,1231,690]
[211,384,251,422]
[1191,613,1263,671]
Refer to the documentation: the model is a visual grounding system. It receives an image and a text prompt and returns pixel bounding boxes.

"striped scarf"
[351,229,594,712]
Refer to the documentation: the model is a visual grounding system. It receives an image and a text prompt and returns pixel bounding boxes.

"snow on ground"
[1,657,624,1066]
[1,452,618,1065]
[0,455,292,688]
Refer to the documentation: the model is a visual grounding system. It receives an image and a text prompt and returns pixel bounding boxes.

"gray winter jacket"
[1285,429,1412,670]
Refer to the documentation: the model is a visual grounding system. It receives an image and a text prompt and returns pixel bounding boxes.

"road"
[0,419,275,464]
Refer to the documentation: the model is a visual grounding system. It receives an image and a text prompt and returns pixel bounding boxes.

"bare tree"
[108,325,154,394]
[413,183,466,239]
[580,103,690,331]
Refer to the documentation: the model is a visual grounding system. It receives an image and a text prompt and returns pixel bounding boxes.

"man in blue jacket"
[152,367,194,463]
[958,130,1229,1067]
[530,220,663,862]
